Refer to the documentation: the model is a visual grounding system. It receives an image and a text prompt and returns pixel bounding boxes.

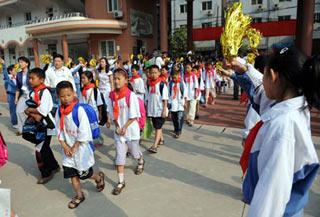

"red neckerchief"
[148,77,162,94]
[81,83,95,98]
[185,72,195,83]
[111,86,129,121]
[59,100,78,132]
[206,67,214,79]
[130,74,141,83]
[239,120,264,175]
[33,84,47,105]
[160,74,168,82]
[172,74,181,99]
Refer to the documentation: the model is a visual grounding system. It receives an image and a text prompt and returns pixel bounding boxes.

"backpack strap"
[159,81,165,97]
[180,82,184,98]
[71,103,81,128]
[93,88,98,102]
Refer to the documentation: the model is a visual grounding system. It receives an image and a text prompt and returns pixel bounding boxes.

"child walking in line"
[55,81,105,209]
[1,58,18,128]
[130,64,145,100]
[146,65,169,153]
[24,68,60,184]
[184,63,199,127]
[108,68,145,195]
[169,71,187,138]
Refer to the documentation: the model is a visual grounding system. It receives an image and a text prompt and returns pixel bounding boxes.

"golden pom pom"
[246,53,256,64]
[77,57,85,64]
[14,63,20,72]
[130,54,134,60]
[138,54,143,60]
[215,61,223,72]
[40,54,52,64]
[220,2,252,61]
[246,28,262,50]
[89,58,97,67]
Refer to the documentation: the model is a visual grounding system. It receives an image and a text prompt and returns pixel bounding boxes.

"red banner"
[193,20,297,41]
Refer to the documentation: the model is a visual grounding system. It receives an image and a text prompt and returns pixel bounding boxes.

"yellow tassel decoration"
[40,54,52,64]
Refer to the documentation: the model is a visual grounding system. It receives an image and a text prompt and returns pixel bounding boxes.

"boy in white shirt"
[24,68,60,184]
[184,63,199,126]
[169,72,187,138]
[130,64,145,100]
[108,68,145,195]
[55,81,105,209]
[146,65,169,153]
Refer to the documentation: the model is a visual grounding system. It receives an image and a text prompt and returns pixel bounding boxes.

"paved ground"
[0,101,319,217]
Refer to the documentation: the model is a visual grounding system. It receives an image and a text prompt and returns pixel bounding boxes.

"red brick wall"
[86,0,158,61]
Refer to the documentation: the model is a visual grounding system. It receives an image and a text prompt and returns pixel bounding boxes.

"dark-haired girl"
[222,47,319,217]
[97,57,114,107]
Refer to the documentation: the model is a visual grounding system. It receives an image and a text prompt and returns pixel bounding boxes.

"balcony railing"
[0,12,86,30]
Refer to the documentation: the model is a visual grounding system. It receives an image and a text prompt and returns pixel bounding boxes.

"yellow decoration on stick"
[65,58,72,68]
[246,53,256,64]
[246,28,262,51]
[215,61,223,72]
[220,3,252,61]
[137,54,143,60]
[40,54,52,64]
[14,63,20,72]
[77,57,85,64]
[130,54,134,60]
[89,58,97,67]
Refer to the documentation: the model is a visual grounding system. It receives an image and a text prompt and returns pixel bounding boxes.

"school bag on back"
[59,103,101,151]
[0,131,8,167]
[110,89,146,130]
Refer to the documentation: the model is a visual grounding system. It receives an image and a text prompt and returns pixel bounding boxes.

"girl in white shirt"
[79,71,103,120]
[223,47,319,217]
[55,81,105,209]
[108,68,145,195]
[97,57,114,107]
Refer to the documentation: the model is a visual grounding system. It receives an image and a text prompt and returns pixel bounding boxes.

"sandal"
[135,159,145,175]
[159,140,165,146]
[148,146,158,154]
[95,172,105,192]
[68,194,85,209]
[112,182,126,195]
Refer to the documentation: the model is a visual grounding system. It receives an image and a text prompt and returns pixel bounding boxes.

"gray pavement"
[0,102,319,217]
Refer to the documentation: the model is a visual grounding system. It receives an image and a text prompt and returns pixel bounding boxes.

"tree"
[169,27,187,57]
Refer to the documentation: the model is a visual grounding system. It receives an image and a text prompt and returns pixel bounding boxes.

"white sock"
[118,173,124,183]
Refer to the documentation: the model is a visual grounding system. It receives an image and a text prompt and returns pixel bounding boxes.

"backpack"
[110,89,146,130]
[0,132,8,167]
[169,81,184,99]
[147,81,165,97]
[93,88,108,126]
[58,103,101,151]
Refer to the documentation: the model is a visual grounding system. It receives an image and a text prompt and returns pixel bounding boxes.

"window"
[278,15,291,21]
[47,44,57,55]
[101,40,115,58]
[202,22,212,28]
[7,16,12,27]
[202,1,212,11]
[107,0,119,12]
[25,12,32,22]
[251,0,263,5]
[314,12,320,23]
[180,4,187,13]
[253,17,262,23]
[279,0,291,2]
[27,48,34,61]
[46,7,53,18]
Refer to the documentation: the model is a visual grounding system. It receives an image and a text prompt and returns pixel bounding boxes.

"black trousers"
[171,111,184,134]
[35,136,59,178]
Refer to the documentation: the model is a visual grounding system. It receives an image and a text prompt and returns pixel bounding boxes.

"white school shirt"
[98,70,113,95]
[169,81,187,112]
[241,64,319,217]
[204,69,216,89]
[55,106,95,171]
[107,91,141,142]
[244,96,319,217]
[130,77,145,100]
[79,87,103,118]
[30,88,55,136]
[242,103,261,139]
[45,66,76,90]
[146,82,169,117]
[185,74,199,101]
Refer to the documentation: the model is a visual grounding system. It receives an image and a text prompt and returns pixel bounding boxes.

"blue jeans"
[171,111,184,134]
[75,83,81,98]
[7,93,17,125]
